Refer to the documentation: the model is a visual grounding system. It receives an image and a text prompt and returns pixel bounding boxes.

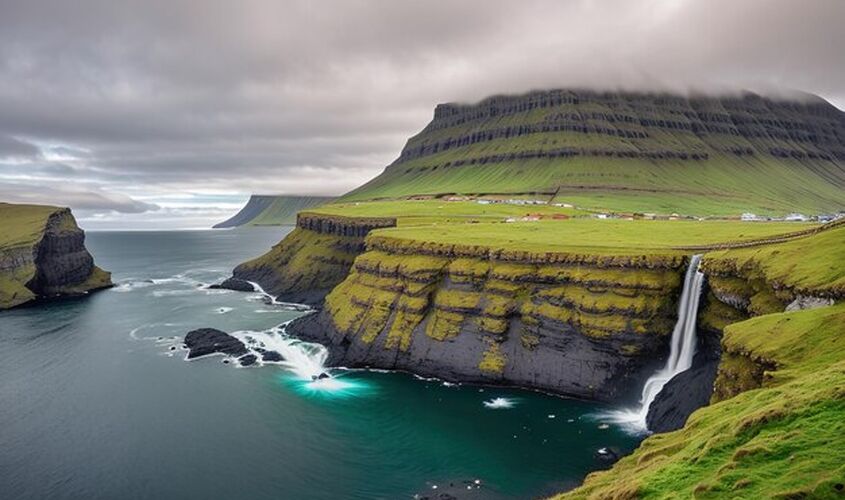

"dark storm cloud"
[0,0,842,226]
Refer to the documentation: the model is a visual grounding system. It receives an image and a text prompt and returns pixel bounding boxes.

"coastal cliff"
[288,231,690,401]
[0,203,112,309]
[228,213,396,305]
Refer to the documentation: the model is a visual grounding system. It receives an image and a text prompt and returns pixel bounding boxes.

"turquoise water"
[0,228,640,499]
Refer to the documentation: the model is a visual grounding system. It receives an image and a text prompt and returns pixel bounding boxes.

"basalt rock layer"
[343,89,845,215]
[228,213,396,305]
[288,240,690,401]
[0,203,112,309]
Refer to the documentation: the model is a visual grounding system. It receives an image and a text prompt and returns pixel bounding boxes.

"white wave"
[113,280,155,292]
[215,307,234,314]
[483,397,516,409]
[246,281,313,312]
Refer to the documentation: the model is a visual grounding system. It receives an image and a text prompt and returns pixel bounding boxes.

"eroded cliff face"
[0,207,112,309]
[230,213,396,305]
[289,237,690,401]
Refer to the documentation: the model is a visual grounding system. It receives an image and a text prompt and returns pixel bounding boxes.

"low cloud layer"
[0,0,842,228]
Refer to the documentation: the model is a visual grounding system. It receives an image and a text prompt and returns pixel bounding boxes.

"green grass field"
[369,219,818,255]
[0,203,61,248]
[310,199,586,226]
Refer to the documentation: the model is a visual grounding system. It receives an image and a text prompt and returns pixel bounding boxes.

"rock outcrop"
[184,328,249,359]
[227,213,396,305]
[0,203,112,309]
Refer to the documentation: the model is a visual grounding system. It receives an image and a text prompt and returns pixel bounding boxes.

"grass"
[341,91,845,217]
[704,223,845,295]
[312,199,586,226]
[248,195,334,225]
[370,219,817,256]
[0,203,62,248]
[556,304,845,499]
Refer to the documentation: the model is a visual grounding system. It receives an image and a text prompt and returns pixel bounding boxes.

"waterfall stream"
[601,254,705,433]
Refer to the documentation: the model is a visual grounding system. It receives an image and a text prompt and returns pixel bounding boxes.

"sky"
[0,0,843,229]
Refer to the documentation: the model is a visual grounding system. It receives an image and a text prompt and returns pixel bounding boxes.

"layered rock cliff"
[288,233,692,401]
[228,213,396,305]
[343,89,845,216]
[0,203,112,309]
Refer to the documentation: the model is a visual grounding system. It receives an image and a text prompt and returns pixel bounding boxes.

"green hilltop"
[342,89,845,217]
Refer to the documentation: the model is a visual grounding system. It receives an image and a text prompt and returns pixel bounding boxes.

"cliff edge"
[0,203,112,309]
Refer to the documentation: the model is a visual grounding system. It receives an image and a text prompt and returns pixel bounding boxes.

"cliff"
[228,213,395,305]
[558,222,845,499]
[0,203,112,309]
[343,89,845,216]
[213,195,335,228]
[288,240,686,401]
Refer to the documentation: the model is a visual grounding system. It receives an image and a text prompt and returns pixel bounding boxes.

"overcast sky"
[1,0,843,229]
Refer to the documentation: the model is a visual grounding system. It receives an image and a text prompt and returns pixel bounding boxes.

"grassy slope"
[369,219,817,256]
[556,304,845,500]
[705,223,845,295]
[248,195,335,225]
[341,94,845,216]
[214,195,334,227]
[0,202,60,248]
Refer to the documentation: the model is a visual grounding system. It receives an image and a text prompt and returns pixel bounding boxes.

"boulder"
[184,328,248,359]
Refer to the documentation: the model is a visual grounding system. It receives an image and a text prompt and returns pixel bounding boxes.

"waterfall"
[600,254,705,433]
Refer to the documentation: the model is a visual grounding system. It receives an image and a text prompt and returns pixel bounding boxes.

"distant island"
[213,195,335,228]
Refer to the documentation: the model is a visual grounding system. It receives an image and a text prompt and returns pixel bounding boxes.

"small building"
[785,213,808,222]
[741,212,760,221]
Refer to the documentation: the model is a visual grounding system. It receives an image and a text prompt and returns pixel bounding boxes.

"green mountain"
[344,89,845,216]
[213,195,335,228]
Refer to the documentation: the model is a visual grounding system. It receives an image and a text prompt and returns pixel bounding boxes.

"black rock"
[239,354,258,367]
[184,328,248,359]
[594,447,622,464]
[645,335,721,433]
[261,351,283,362]
[209,277,255,292]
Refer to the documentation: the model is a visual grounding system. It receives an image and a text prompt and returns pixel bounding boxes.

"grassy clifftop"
[0,203,111,309]
[557,304,845,499]
[342,89,845,216]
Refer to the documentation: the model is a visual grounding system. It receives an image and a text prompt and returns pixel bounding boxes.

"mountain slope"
[343,89,845,216]
[213,195,335,228]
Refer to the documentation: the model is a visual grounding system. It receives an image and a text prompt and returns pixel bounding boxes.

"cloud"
[0,0,842,227]
[0,135,40,160]
[0,181,158,213]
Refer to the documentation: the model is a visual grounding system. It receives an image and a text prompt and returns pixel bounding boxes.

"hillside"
[343,89,845,217]
[0,202,112,309]
[213,195,335,228]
